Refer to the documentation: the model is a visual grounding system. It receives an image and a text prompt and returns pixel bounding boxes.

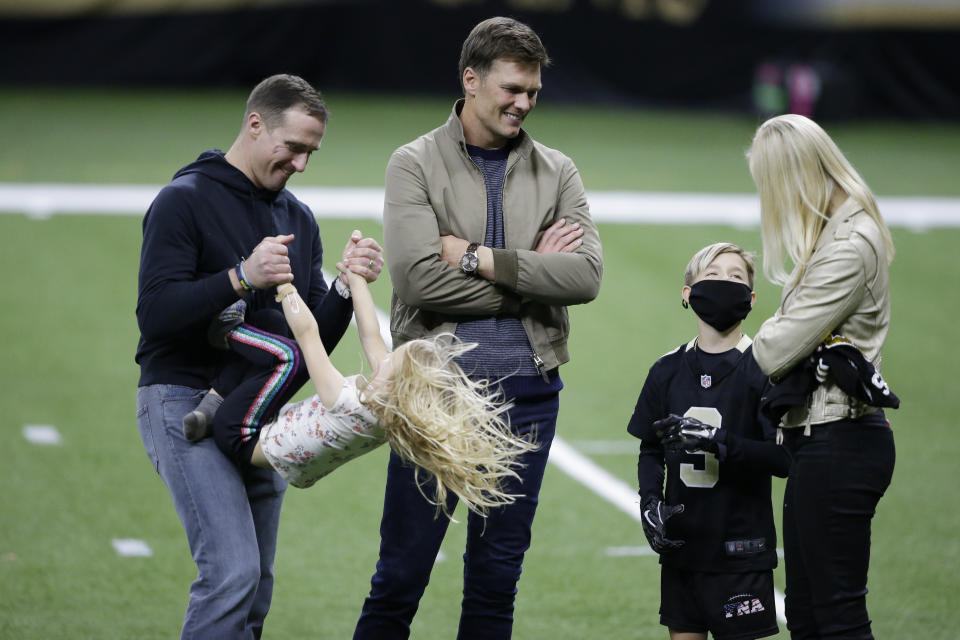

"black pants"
[781,413,895,639]
[212,309,307,467]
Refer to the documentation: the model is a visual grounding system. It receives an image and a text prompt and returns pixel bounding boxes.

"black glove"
[654,414,720,454]
[640,496,685,554]
[653,414,683,444]
[814,334,856,383]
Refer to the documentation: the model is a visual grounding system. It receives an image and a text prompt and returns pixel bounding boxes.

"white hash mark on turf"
[22,424,62,445]
[112,539,153,557]
[549,436,787,625]
[606,546,657,557]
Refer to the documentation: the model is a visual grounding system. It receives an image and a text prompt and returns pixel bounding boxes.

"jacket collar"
[442,99,533,160]
[816,196,865,250]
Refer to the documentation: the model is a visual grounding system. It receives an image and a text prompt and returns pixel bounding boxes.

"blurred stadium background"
[1,1,959,638]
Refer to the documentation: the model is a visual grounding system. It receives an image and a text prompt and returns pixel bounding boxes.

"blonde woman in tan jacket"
[748,114,896,640]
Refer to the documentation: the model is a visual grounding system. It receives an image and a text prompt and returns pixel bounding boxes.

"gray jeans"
[137,384,287,640]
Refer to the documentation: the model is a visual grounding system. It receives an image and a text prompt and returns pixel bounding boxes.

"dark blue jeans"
[138,384,287,640]
[781,414,895,639]
[354,393,559,640]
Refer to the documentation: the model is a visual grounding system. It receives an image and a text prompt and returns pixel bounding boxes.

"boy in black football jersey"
[627,242,790,640]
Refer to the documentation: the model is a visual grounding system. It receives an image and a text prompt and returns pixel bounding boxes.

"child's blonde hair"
[747,114,894,286]
[362,333,535,519]
[683,242,756,289]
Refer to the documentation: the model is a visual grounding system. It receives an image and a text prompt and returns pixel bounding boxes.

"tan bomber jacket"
[753,197,891,428]
[383,101,603,373]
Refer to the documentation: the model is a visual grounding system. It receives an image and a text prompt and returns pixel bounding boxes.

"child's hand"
[339,230,384,284]
[655,414,721,454]
[641,497,685,554]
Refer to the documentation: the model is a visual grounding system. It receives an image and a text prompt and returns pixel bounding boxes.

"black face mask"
[686,280,753,332]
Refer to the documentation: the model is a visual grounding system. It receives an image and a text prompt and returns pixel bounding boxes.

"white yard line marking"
[568,440,639,455]
[548,437,643,520]
[22,424,62,445]
[112,539,153,557]
[2,183,958,230]
[549,435,787,625]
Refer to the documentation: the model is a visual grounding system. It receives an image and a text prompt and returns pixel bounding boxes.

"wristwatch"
[459,242,480,275]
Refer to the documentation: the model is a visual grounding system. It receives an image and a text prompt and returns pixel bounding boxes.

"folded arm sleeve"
[493,158,602,305]
[383,148,521,316]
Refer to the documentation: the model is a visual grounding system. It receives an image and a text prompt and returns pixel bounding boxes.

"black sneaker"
[208,299,247,350]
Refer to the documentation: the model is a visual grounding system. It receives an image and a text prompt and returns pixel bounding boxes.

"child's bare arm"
[276,284,345,407]
[346,270,389,372]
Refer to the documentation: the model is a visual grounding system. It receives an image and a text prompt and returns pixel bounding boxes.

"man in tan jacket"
[354,16,602,640]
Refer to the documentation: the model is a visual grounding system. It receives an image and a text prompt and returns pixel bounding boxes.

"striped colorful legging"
[211,308,306,467]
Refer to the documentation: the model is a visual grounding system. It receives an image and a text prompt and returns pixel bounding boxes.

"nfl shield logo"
[700,375,712,389]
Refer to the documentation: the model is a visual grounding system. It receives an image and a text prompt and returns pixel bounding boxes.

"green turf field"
[1,89,959,638]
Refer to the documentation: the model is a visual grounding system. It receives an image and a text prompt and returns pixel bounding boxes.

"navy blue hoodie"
[136,150,352,388]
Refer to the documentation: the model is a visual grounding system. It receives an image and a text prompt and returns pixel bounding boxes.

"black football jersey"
[627,335,790,572]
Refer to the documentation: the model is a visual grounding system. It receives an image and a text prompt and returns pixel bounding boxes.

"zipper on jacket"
[464,151,490,246]
[532,352,550,383]
[499,149,523,251]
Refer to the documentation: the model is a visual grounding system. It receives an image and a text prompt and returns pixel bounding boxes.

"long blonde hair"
[747,114,894,286]
[361,333,535,520]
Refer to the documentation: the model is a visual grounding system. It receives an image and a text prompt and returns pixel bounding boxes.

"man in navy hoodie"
[135,74,383,639]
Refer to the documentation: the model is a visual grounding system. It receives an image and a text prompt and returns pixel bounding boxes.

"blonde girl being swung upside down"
[200,231,535,518]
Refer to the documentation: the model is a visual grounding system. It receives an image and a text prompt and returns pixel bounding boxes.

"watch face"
[459,252,479,273]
